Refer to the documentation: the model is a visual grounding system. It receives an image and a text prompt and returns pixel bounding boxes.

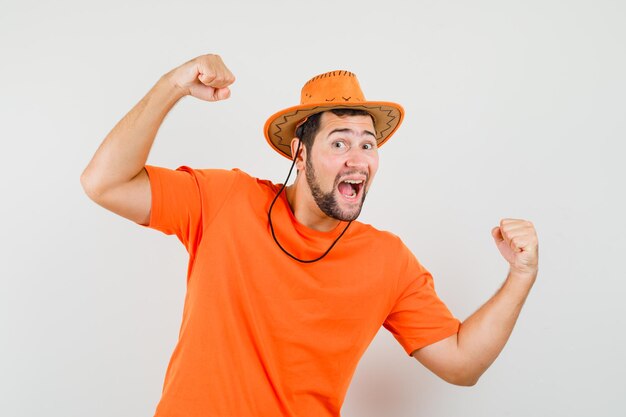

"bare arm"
[80,54,235,224]
[412,219,539,386]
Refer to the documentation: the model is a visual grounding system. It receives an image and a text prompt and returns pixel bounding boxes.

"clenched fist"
[491,219,539,277]
[165,54,236,102]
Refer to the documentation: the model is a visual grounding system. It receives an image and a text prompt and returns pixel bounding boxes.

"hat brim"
[264,101,404,159]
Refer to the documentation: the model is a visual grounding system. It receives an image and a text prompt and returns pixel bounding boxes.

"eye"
[362,142,376,150]
[332,141,347,149]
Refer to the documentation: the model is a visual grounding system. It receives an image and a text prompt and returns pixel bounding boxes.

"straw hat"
[264,70,404,159]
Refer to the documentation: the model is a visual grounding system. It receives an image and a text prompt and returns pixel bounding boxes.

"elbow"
[450,374,480,387]
[442,368,482,387]
[80,172,96,198]
[80,171,104,201]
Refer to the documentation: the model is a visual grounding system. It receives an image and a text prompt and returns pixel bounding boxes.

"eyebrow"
[327,128,376,139]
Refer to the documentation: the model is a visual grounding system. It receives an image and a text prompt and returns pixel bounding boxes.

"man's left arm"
[411,218,539,386]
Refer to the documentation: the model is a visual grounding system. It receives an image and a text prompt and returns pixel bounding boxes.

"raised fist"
[165,54,236,102]
[491,219,539,277]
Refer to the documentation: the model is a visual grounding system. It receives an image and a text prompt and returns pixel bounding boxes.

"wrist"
[508,266,538,283]
[159,72,189,100]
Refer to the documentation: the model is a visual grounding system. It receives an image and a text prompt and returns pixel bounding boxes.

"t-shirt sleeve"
[140,165,238,254]
[383,248,460,356]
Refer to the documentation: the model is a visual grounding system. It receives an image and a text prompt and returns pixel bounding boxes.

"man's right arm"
[80,54,235,225]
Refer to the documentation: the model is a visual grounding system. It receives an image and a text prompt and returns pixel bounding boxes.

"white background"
[1,0,625,416]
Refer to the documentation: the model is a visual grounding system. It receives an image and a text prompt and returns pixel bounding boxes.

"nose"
[344,148,369,170]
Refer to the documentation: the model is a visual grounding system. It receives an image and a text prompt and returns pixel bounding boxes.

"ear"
[290,138,306,171]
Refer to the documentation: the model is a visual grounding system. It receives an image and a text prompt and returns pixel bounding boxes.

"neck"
[285,179,341,232]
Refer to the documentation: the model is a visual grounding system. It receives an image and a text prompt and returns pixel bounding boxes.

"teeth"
[343,180,363,184]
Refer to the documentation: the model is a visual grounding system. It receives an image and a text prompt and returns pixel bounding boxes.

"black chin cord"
[267,141,352,263]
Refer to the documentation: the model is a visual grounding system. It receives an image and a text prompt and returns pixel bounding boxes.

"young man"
[81,54,538,417]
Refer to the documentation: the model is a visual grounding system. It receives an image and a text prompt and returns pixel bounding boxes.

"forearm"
[456,269,536,383]
[81,74,186,194]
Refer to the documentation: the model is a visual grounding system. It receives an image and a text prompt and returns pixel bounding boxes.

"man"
[81,54,538,417]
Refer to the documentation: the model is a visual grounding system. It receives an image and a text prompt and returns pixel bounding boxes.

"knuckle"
[202,72,217,82]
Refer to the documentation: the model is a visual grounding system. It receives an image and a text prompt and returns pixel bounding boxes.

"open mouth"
[337,179,364,201]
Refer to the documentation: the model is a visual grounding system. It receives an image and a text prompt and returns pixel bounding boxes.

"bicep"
[88,168,152,225]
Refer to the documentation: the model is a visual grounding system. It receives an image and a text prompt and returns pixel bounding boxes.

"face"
[303,112,379,221]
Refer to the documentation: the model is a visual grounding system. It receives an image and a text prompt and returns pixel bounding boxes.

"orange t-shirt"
[141,165,460,417]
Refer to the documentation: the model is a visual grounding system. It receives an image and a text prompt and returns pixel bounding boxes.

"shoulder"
[352,221,405,245]
[181,167,274,188]
[185,167,281,203]
[350,221,413,259]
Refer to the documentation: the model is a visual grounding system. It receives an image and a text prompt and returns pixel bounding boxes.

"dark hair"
[294,109,374,158]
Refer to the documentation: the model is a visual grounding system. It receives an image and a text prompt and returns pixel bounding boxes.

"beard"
[305,157,368,222]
